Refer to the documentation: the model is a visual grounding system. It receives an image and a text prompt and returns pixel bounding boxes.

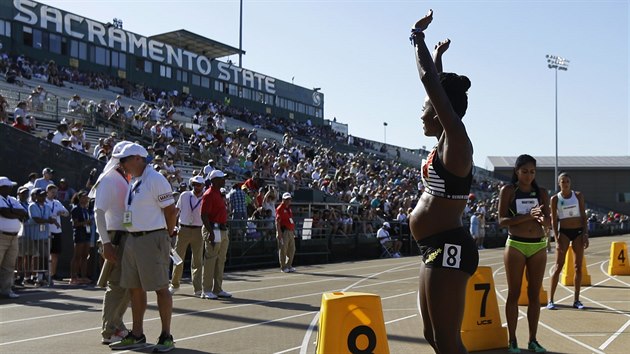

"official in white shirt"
[169,175,205,296]
[45,184,69,281]
[0,177,28,299]
[92,140,132,344]
[112,143,177,352]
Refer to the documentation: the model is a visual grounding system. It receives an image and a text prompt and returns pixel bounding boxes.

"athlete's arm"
[550,195,559,240]
[412,10,471,176]
[432,39,450,74]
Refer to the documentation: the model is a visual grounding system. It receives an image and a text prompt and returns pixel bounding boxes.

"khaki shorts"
[120,230,170,291]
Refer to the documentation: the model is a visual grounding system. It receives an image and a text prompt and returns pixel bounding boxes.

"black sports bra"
[421,148,472,200]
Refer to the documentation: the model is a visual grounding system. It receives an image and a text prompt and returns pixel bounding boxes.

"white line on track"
[492,262,609,354]
[599,319,630,350]
[0,265,420,347]
[299,262,417,354]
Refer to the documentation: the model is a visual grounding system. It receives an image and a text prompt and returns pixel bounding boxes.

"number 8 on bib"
[442,243,462,269]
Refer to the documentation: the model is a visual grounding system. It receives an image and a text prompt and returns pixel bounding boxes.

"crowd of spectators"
[2,51,629,246]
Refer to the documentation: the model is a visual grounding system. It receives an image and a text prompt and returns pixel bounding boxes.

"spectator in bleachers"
[11,116,31,133]
[34,168,54,191]
[14,101,28,119]
[0,94,8,123]
[56,178,75,204]
[51,123,70,145]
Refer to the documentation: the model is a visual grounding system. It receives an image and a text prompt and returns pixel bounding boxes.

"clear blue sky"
[44,0,629,168]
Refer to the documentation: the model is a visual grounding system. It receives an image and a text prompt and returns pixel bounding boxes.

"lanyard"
[127,181,143,206]
[48,200,55,214]
[83,208,89,221]
[37,203,45,217]
[189,194,202,212]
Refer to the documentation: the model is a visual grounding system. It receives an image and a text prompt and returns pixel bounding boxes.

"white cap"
[0,177,17,188]
[383,222,391,228]
[112,143,148,159]
[282,192,292,200]
[112,140,132,156]
[189,176,205,185]
[208,170,225,180]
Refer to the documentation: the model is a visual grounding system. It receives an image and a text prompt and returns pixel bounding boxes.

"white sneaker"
[287,267,296,273]
[194,290,202,296]
[393,253,401,258]
[281,268,290,273]
[101,329,128,344]
[201,292,218,300]
[168,286,178,295]
[216,290,232,298]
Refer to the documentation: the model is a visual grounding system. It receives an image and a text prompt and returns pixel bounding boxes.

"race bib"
[561,204,578,218]
[516,198,538,215]
[442,243,462,269]
[122,211,133,227]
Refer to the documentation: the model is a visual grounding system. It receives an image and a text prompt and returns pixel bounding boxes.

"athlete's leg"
[549,234,570,302]
[418,262,436,351]
[425,267,470,354]
[504,246,526,343]
[525,249,547,342]
[571,236,585,302]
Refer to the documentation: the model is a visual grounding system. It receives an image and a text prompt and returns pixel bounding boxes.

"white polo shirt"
[94,169,129,232]
[45,198,68,234]
[125,166,175,232]
[376,227,390,245]
[177,190,204,226]
[0,196,25,233]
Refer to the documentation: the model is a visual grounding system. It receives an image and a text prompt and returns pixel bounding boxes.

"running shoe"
[153,333,175,353]
[102,329,128,345]
[216,290,232,298]
[527,340,547,353]
[194,290,202,296]
[1,291,19,299]
[573,300,585,309]
[109,332,146,350]
[281,267,290,273]
[201,291,218,300]
[546,301,556,310]
[287,267,296,272]
[507,339,521,353]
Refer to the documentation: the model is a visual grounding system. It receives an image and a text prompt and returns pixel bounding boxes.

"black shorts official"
[416,227,479,276]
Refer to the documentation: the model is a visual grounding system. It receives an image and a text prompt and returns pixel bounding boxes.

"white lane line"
[385,314,418,325]
[299,262,417,354]
[0,262,421,325]
[599,319,630,350]
[492,262,610,354]
[273,345,302,354]
[0,270,420,347]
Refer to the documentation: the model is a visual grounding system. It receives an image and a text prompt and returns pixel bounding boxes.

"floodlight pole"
[546,54,569,193]
[239,0,243,67]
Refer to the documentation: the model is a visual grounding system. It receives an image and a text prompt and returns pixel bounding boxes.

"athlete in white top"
[547,172,589,310]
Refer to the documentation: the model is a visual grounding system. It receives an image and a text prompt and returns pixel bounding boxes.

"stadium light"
[546,54,570,192]
[383,122,388,145]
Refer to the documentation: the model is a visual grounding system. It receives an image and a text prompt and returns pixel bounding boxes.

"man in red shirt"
[276,192,296,273]
[11,116,31,133]
[199,170,232,300]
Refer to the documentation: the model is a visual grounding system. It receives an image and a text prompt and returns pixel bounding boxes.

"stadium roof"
[149,30,245,60]
[486,156,630,170]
